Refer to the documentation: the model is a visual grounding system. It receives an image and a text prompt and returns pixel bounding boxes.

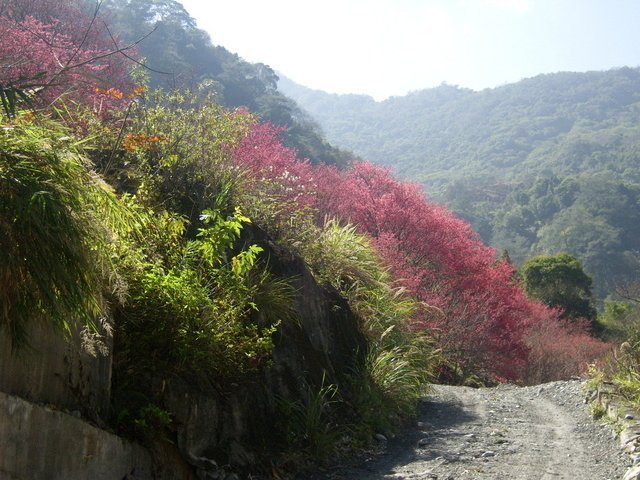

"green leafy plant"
[110,199,290,437]
[0,118,132,348]
[278,374,342,464]
[113,206,278,369]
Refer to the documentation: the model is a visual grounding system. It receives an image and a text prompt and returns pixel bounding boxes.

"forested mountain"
[96,0,353,167]
[279,69,640,298]
[0,0,626,475]
[99,1,640,299]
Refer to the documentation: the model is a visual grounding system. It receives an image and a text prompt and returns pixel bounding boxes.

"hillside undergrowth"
[0,1,618,474]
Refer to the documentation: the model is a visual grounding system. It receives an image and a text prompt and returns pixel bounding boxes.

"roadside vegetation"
[0,0,629,473]
[588,285,640,413]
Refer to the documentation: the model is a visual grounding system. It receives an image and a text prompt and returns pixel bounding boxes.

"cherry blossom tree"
[232,126,612,381]
[0,0,135,116]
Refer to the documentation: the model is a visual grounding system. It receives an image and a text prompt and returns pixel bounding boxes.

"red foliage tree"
[232,122,317,210]
[0,0,134,115]
[232,123,610,383]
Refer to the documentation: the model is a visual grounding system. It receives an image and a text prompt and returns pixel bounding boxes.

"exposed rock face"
[163,225,367,474]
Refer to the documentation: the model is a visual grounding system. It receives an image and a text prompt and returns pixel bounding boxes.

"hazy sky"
[179,0,640,100]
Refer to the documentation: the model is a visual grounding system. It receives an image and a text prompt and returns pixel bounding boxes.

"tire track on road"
[305,381,629,480]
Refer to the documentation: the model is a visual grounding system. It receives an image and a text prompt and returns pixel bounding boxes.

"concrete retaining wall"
[0,321,112,420]
[0,391,152,480]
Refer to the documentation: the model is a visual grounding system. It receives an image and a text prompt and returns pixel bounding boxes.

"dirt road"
[309,381,631,479]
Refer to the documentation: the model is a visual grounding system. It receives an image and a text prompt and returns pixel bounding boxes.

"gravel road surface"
[306,380,632,479]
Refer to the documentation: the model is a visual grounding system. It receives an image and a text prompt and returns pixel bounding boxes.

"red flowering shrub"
[0,1,134,116]
[521,307,611,384]
[232,123,318,212]
[230,118,611,382]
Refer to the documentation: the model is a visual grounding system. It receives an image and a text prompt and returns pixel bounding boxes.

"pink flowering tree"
[0,0,135,117]
[232,122,318,213]
[231,123,610,382]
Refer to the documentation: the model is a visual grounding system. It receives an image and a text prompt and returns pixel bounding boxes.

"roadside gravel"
[307,380,631,479]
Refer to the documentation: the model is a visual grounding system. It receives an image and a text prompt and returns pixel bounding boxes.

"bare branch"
[104,23,173,76]
[64,0,103,70]
[615,283,640,305]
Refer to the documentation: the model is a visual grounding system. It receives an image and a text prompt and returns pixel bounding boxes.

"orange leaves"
[94,85,145,100]
[123,133,167,152]
[130,86,146,98]
[94,87,124,100]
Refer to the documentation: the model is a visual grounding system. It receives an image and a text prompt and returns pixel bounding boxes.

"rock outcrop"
[1,224,367,479]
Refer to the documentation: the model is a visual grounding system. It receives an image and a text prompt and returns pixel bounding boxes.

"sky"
[179,0,640,101]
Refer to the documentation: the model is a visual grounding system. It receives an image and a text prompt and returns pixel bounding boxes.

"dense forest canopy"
[279,69,640,298]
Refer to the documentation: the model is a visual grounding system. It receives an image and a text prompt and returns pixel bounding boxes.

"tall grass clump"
[294,219,439,438]
[277,375,341,466]
[0,117,128,348]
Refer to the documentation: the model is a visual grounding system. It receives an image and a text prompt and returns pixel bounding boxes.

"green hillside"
[279,69,640,298]
[99,0,354,167]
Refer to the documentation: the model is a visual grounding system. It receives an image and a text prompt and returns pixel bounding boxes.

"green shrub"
[98,90,254,231]
[110,202,288,434]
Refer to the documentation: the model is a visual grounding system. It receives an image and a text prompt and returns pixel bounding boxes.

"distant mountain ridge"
[279,68,640,298]
[279,68,640,187]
